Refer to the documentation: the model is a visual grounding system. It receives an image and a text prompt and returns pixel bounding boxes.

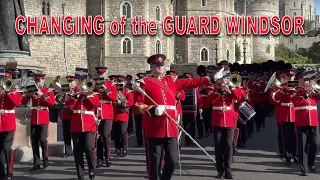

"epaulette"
[171,75,178,82]
[136,78,146,84]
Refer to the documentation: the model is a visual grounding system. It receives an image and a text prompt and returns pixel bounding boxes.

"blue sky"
[316,0,320,15]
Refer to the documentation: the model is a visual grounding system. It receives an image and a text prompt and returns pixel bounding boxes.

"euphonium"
[228,74,242,88]
[0,77,14,91]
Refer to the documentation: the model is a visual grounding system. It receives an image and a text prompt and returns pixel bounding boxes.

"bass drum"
[181,89,197,111]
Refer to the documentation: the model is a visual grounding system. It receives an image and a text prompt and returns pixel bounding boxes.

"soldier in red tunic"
[60,76,80,158]
[70,81,100,180]
[272,69,299,165]
[291,72,319,176]
[94,67,118,168]
[133,73,147,147]
[21,73,55,171]
[197,66,214,138]
[135,54,222,180]
[0,71,22,180]
[113,76,134,157]
[207,68,242,179]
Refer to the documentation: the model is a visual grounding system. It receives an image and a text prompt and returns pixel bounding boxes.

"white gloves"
[214,68,224,81]
[199,108,203,114]
[155,105,166,116]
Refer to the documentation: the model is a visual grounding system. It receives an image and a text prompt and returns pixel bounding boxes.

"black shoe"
[309,166,316,173]
[106,158,112,167]
[29,165,41,171]
[224,172,234,179]
[293,156,299,164]
[123,150,127,157]
[205,132,210,137]
[4,174,12,180]
[159,167,164,177]
[120,149,124,157]
[301,170,308,176]
[248,134,252,138]
[43,158,49,169]
[241,144,247,148]
[256,127,260,132]
[135,143,143,147]
[234,148,238,155]
[116,149,121,157]
[197,135,203,139]
[96,161,103,168]
[279,153,285,158]
[78,176,84,180]
[217,171,224,178]
[89,170,95,180]
[63,153,73,158]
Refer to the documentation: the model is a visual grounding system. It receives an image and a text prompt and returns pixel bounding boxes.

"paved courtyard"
[12,116,320,180]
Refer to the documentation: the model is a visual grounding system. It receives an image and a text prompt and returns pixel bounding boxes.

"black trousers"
[254,104,266,129]
[297,126,318,172]
[97,120,113,162]
[213,127,234,173]
[281,122,296,158]
[146,137,178,180]
[31,124,48,166]
[182,112,196,144]
[72,132,96,177]
[134,114,143,145]
[277,123,284,154]
[246,119,254,136]
[62,120,73,155]
[196,108,211,137]
[0,131,14,178]
[128,109,134,133]
[237,121,247,147]
[114,121,128,152]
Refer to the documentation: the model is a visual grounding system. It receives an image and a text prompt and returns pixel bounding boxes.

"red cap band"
[150,57,165,64]
[5,73,12,77]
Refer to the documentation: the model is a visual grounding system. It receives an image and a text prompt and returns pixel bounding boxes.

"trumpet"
[0,77,14,91]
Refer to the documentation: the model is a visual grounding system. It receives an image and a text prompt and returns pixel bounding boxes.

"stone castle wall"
[24,0,87,76]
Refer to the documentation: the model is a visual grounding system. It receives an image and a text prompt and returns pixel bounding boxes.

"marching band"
[0,56,320,180]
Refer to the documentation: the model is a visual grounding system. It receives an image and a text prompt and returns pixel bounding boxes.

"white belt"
[163,105,176,110]
[0,109,15,114]
[73,110,95,115]
[100,100,112,104]
[281,103,293,107]
[30,106,49,110]
[295,106,317,110]
[212,106,232,111]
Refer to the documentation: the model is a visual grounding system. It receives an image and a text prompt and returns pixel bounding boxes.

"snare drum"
[239,101,256,123]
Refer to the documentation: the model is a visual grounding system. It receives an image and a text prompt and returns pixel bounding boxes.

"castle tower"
[245,0,279,61]
[175,0,236,65]
[280,0,315,20]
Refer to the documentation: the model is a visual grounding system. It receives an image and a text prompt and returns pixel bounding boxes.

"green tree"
[275,44,311,64]
[307,42,320,63]
[297,48,308,57]
[235,42,241,62]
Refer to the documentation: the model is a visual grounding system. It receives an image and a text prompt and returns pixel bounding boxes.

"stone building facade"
[24,0,87,76]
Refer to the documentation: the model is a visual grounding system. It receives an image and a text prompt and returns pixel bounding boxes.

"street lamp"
[214,37,219,65]
[242,40,248,64]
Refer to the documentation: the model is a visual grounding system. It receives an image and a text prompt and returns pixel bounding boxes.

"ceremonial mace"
[132,82,216,164]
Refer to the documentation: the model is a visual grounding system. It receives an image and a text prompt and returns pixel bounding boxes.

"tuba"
[228,74,242,88]
[0,77,14,91]
[264,72,281,92]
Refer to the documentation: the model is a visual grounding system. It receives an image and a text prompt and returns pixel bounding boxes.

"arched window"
[42,1,46,15]
[202,0,207,7]
[155,40,161,54]
[266,45,270,54]
[200,48,209,62]
[293,12,297,16]
[226,50,230,61]
[156,6,160,21]
[121,2,132,18]
[47,2,51,16]
[121,37,132,54]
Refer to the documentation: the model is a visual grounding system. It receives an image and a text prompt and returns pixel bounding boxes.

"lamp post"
[242,40,248,64]
[214,37,219,65]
